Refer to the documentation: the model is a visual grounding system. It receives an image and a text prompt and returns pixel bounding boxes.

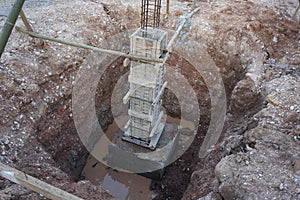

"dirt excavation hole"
[2,0,300,199]
[81,54,211,200]
[34,44,260,200]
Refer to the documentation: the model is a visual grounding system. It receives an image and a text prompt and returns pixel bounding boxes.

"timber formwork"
[122,28,167,149]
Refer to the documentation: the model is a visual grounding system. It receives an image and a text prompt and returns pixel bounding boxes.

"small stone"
[279,183,286,190]
[236,156,242,163]
[123,58,130,67]
[3,138,9,145]
[219,182,237,199]
[174,10,183,16]
[293,159,300,171]
[284,111,298,123]
[295,125,300,136]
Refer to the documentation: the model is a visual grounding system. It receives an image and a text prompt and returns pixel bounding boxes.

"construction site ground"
[0,0,299,199]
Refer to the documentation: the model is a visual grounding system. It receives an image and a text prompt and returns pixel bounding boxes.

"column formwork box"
[123,28,167,149]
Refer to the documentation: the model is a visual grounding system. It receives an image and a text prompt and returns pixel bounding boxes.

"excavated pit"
[1,0,300,199]
[35,47,256,199]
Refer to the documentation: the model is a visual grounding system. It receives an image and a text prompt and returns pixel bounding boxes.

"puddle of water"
[82,115,195,200]
[83,156,155,200]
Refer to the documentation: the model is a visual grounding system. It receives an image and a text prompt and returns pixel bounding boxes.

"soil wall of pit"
[35,36,250,199]
[1,0,299,199]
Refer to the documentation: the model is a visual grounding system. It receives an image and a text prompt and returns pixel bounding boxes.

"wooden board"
[0,162,83,200]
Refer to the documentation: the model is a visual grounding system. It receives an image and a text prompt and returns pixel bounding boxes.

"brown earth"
[0,0,299,199]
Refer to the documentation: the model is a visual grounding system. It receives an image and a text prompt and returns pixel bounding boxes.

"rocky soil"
[0,0,299,199]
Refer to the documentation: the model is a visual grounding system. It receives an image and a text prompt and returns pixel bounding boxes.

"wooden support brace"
[149,111,164,137]
[152,81,167,105]
[128,109,152,121]
[19,10,33,32]
[124,119,131,130]
[0,162,83,200]
[19,10,44,46]
[123,91,130,104]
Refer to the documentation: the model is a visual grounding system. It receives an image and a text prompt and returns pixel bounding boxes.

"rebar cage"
[141,0,162,31]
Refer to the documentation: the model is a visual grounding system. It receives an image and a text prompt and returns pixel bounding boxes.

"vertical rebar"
[166,0,170,14]
[141,0,161,31]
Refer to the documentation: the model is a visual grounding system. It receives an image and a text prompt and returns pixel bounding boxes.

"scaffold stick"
[15,26,164,63]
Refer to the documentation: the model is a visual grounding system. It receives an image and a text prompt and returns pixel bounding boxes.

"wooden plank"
[0,162,83,200]
[19,10,33,32]
[131,29,166,59]
[123,91,130,104]
[149,111,164,137]
[128,109,152,121]
[19,10,44,47]
[152,81,167,105]
[128,75,156,87]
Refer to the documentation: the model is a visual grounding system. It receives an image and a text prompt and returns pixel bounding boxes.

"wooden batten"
[0,163,83,200]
